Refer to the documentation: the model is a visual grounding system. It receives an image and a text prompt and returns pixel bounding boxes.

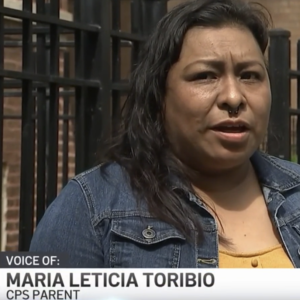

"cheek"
[252,92,271,121]
[249,91,271,136]
[165,85,212,122]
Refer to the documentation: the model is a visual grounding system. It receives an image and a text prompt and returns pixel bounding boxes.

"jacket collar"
[251,151,300,192]
[170,151,300,193]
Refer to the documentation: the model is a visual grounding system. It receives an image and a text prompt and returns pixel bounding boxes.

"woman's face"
[165,26,271,174]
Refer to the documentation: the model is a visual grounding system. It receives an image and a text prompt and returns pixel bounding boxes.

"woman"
[30,0,300,268]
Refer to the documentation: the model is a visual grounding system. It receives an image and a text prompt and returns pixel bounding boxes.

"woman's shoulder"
[57,162,141,216]
[258,152,300,176]
[254,152,300,195]
[73,161,130,193]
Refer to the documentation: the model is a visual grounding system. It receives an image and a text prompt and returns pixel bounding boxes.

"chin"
[209,148,254,168]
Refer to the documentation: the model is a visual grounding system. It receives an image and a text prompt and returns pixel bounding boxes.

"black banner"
[0,252,69,268]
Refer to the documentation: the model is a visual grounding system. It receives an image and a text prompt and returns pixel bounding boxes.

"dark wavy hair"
[103,0,272,243]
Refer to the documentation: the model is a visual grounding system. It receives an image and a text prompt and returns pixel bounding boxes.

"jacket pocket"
[110,216,186,268]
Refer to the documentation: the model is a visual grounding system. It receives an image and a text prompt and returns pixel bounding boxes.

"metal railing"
[267,29,300,162]
[0,0,168,251]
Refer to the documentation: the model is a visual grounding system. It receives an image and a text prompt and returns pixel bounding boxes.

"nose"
[217,76,246,113]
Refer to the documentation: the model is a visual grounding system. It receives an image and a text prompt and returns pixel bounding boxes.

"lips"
[210,120,250,133]
[212,124,247,133]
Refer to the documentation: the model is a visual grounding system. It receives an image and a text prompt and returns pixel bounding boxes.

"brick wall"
[2,1,75,251]
[3,27,22,250]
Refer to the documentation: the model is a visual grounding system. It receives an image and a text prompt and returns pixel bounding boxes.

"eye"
[240,71,260,81]
[190,72,217,81]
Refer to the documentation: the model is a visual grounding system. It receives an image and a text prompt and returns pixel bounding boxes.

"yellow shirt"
[219,244,294,268]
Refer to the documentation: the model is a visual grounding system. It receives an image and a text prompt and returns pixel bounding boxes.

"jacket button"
[251,259,258,268]
[142,226,156,239]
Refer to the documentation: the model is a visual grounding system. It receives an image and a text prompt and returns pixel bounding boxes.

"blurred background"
[0,0,298,251]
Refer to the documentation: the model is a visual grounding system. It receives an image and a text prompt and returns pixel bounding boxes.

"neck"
[190,160,258,207]
[192,161,252,192]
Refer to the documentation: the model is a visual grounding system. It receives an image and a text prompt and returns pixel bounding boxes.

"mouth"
[210,121,250,143]
[211,124,248,133]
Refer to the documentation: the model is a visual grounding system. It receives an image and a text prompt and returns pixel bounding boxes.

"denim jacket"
[29,151,300,268]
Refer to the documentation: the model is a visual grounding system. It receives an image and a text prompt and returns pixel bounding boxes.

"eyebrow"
[183,59,265,71]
